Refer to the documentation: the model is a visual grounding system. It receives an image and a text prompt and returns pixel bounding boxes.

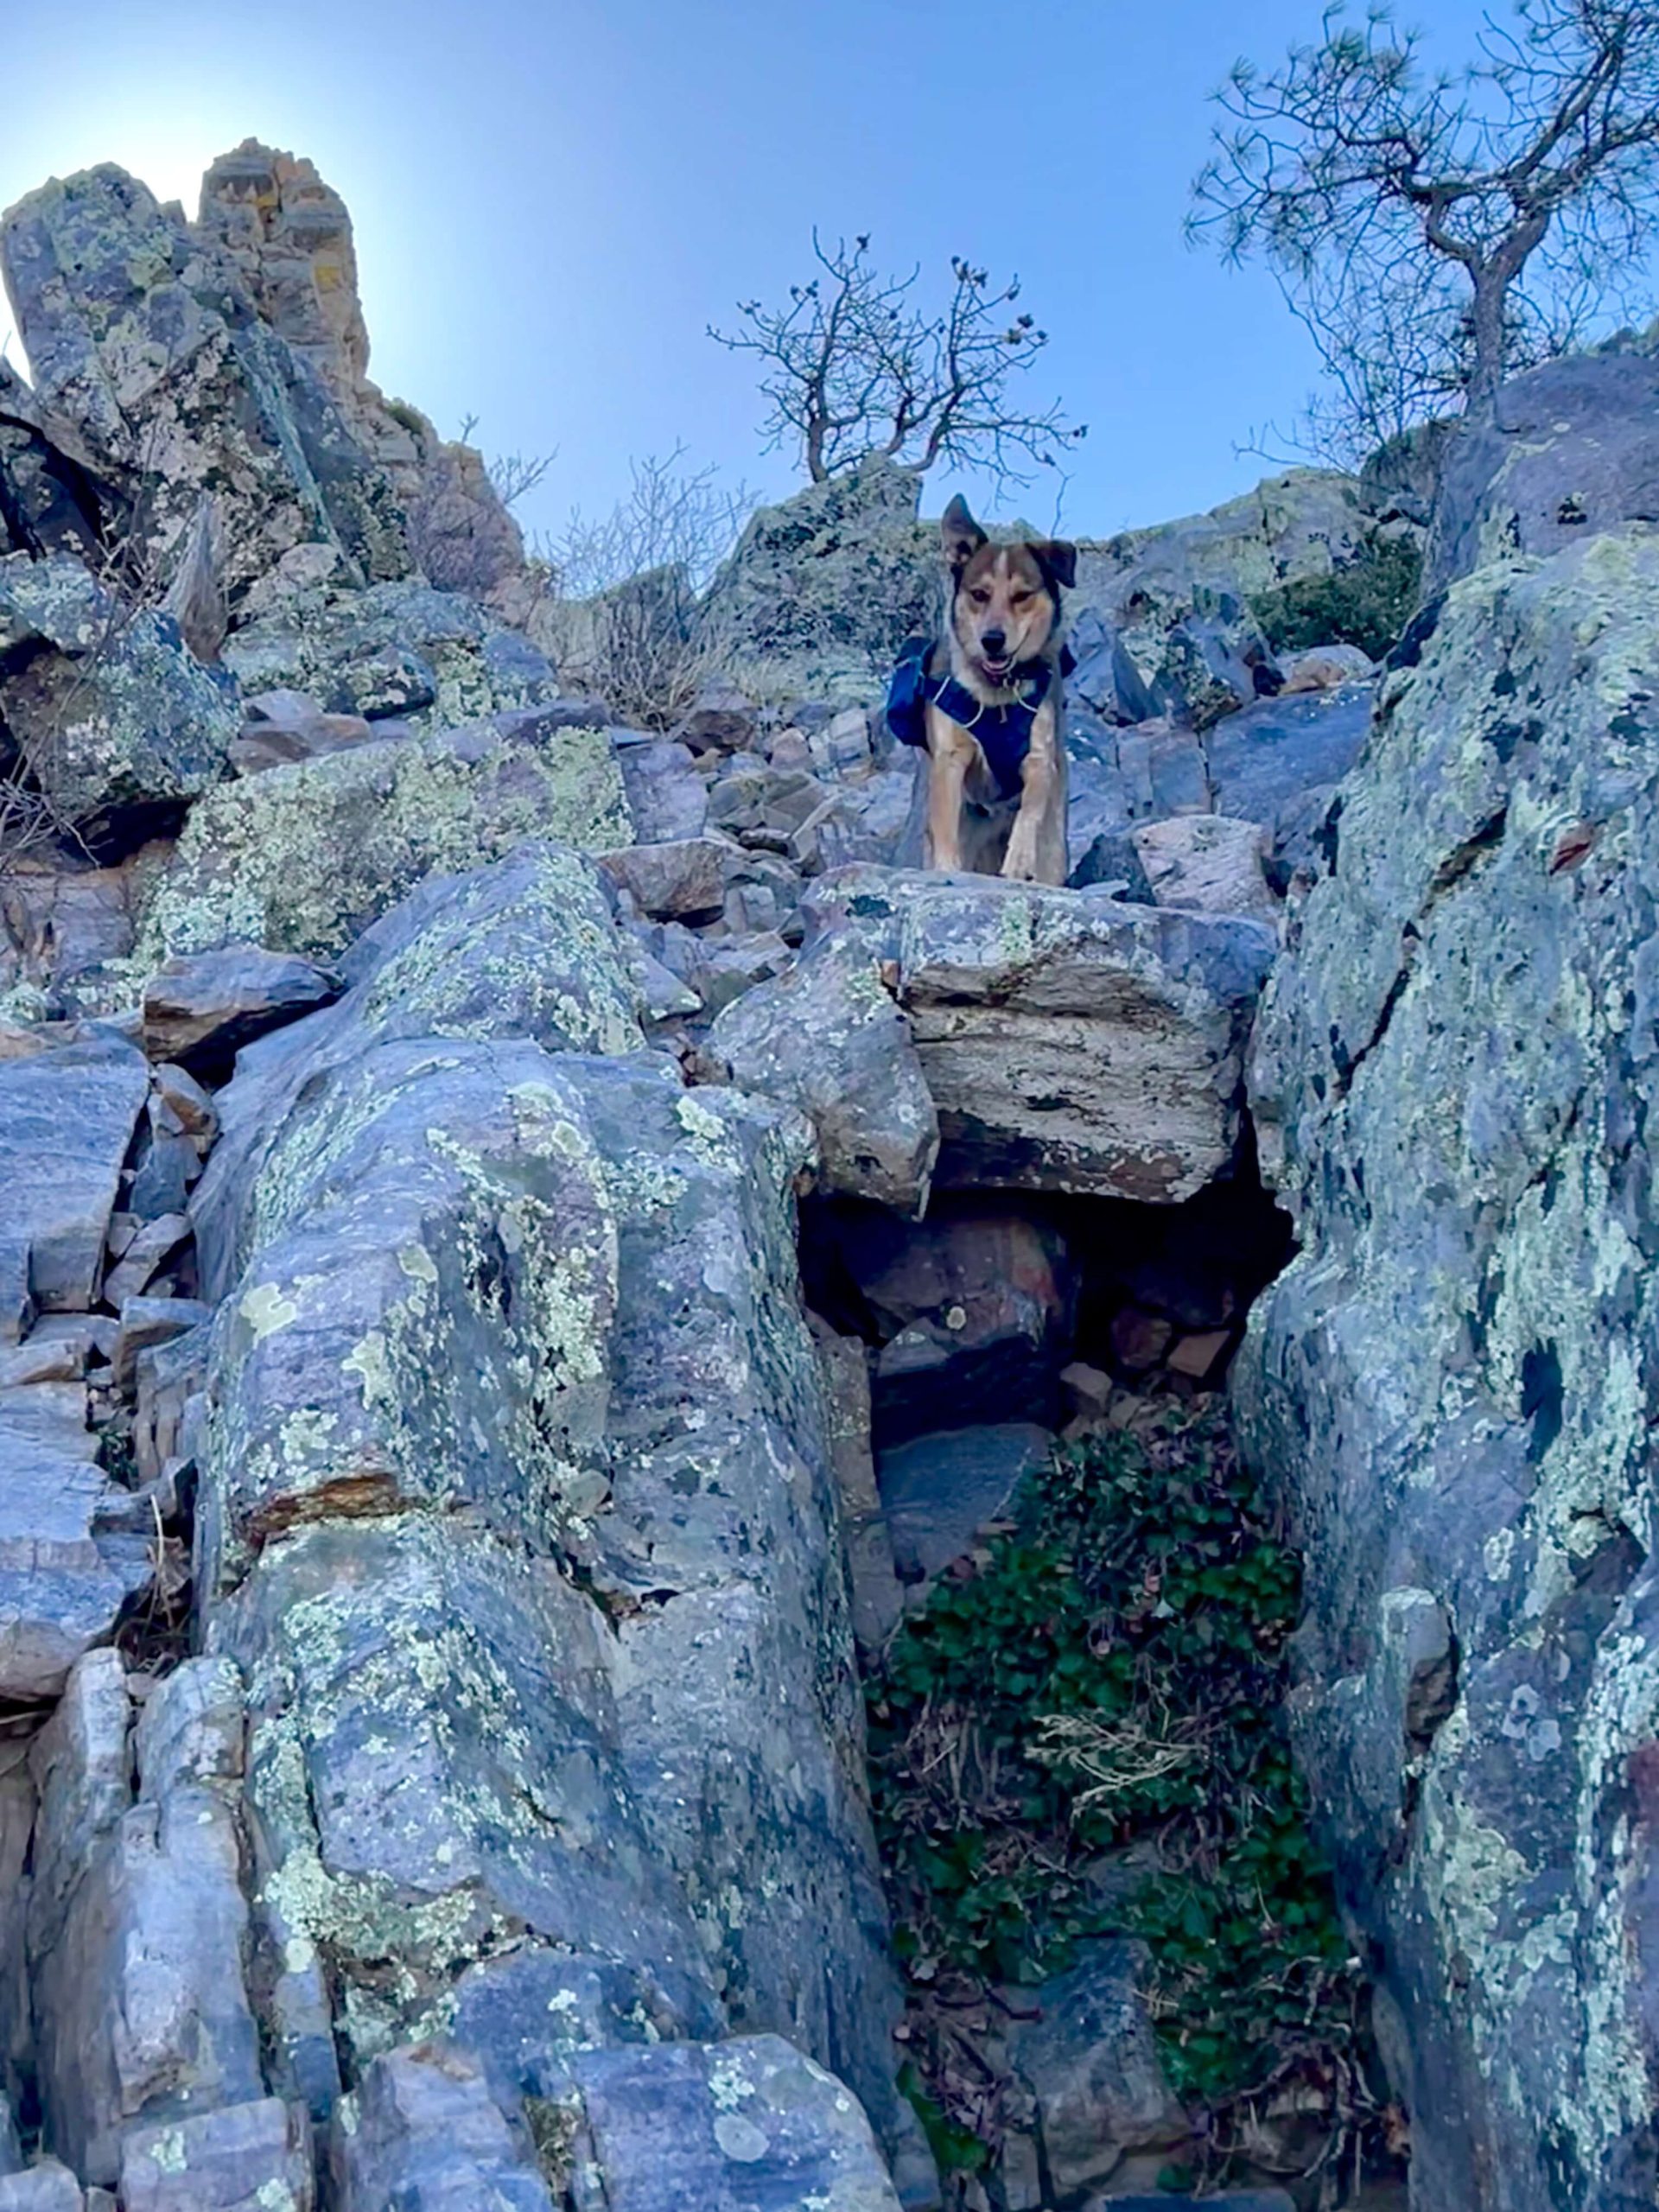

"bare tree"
[1192,0,1659,442]
[711,232,1085,487]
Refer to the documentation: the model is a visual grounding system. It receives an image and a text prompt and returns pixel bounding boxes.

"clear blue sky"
[2,0,1647,546]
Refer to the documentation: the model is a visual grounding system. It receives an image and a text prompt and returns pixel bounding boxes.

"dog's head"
[941,494,1077,689]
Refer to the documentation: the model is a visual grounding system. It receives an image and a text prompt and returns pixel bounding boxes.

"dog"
[887,494,1077,885]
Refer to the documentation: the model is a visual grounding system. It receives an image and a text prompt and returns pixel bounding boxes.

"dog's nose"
[982,628,1007,655]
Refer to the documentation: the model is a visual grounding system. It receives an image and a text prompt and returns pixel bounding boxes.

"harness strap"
[886,636,1071,803]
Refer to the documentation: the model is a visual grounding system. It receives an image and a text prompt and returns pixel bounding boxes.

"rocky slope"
[3,131,1652,2212]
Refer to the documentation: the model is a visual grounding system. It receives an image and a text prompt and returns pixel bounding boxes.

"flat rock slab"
[0,2165,83,2211]
[798,868,1275,1200]
[878,1424,1055,1587]
[0,1037,147,1316]
[569,2034,903,2211]
[0,1384,151,1700]
[142,946,341,1077]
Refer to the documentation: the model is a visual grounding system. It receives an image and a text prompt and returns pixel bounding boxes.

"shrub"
[1251,531,1423,661]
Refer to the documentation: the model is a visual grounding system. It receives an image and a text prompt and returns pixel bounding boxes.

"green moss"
[1251,531,1424,661]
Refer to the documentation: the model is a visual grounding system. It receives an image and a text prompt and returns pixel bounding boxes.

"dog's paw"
[1001,837,1040,882]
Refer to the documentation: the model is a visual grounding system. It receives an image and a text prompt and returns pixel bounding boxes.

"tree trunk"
[1466,271,1509,421]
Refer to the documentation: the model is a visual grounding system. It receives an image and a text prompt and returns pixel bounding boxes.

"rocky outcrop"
[0,166,411,607]
[0,556,238,844]
[134,710,629,962]
[1236,523,1659,2209]
[720,868,1275,1202]
[177,842,914,2184]
[1426,351,1659,594]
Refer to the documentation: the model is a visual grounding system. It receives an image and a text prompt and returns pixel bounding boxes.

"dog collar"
[886,636,1070,801]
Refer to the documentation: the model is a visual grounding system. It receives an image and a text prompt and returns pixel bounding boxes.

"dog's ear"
[1029,538,1077,592]
[941,495,986,575]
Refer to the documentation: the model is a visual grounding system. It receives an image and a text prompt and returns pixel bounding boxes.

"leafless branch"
[711,232,1086,486]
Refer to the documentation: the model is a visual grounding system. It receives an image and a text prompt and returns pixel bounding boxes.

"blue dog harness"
[885,635,1071,802]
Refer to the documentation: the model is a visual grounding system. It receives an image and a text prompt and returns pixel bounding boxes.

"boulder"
[612,734,709,843]
[119,2100,315,2212]
[1235,525,1659,2209]
[0,1035,148,1319]
[186,848,907,2152]
[707,935,938,1213]
[0,555,238,842]
[219,580,554,733]
[879,1423,1056,1589]
[0,359,110,563]
[1199,682,1375,832]
[565,2034,903,2212]
[141,945,341,1076]
[1003,1941,1190,2197]
[134,715,630,963]
[598,837,727,922]
[699,462,936,702]
[1129,816,1278,923]
[1427,351,1659,593]
[797,869,1275,1200]
[27,1654,264,2185]
[327,2044,551,2212]
[1074,468,1379,609]
[0,165,411,605]
[1279,641,1375,693]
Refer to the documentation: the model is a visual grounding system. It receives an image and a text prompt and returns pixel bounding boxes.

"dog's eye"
[1012,590,1034,607]
[969,588,992,606]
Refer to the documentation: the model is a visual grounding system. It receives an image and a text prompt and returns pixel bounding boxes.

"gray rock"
[612,735,709,843]
[879,1424,1056,1588]
[185,847,906,2151]
[328,2044,552,2212]
[598,837,727,922]
[1200,682,1375,831]
[141,946,342,1077]
[1004,1940,1190,2197]
[566,2034,903,2211]
[1130,816,1278,923]
[670,683,760,755]
[698,461,935,704]
[708,934,938,1213]
[0,1033,147,1318]
[0,2099,16,2176]
[0,2167,83,2212]
[0,1389,150,1698]
[111,1299,209,1395]
[1427,351,1659,593]
[1068,826,1155,902]
[0,556,238,842]
[119,2100,315,2212]
[1073,467,1380,611]
[0,166,411,607]
[134,715,631,963]
[220,579,555,734]
[0,359,110,563]
[27,1648,263,2186]
[798,869,1274,1199]
[1235,525,1659,2209]
[101,1213,192,1309]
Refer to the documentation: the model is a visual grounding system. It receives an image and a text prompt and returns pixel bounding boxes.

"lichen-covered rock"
[134,715,630,962]
[707,933,939,1213]
[219,581,553,732]
[0,359,109,562]
[120,2098,315,2212]
[564,2033,904,2211]
[0,166,411,604]
[0,555,238,837]
[1427,352,1659,594]
[184,847,908,2161]
[1075,467,1379,610]
[1235,525,1659,2210]
[796,868,1274,1199]
[141,945,341,1076]
[699,462,935,702]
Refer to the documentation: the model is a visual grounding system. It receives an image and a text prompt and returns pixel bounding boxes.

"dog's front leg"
[924,710,976,873]
[1001,702,1059,882]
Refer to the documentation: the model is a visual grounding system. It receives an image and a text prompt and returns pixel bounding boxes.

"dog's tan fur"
[919,497,1076,884]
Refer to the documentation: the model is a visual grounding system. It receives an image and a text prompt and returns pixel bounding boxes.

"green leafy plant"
[1250,531,1422,661]
[867,1403,1371,2184]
